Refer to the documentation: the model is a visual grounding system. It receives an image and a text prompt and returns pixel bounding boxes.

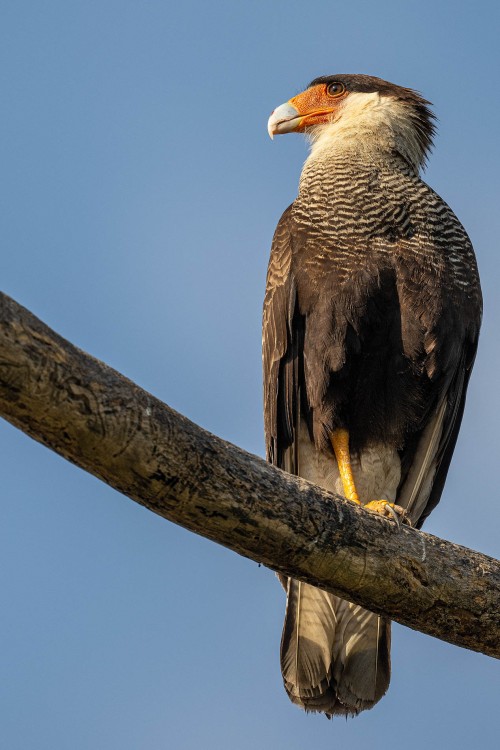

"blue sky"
[1,1,499,748]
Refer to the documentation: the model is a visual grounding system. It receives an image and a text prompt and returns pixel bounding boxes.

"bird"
[263,74,482,717]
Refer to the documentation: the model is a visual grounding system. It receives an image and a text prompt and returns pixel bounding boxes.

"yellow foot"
[364,500,410,527]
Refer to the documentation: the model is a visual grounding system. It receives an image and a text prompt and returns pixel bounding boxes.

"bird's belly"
[298,421,401,504]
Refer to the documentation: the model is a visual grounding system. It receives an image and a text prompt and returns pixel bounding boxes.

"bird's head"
[267,74,436,170]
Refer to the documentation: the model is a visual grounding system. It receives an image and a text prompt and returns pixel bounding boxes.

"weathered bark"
[0,291,498,658]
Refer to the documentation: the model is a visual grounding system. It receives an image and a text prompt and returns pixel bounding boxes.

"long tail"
[280,578,391,717]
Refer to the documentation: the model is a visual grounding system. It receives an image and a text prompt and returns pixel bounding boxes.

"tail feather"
[281,579,337,700]
[281,579,391,716]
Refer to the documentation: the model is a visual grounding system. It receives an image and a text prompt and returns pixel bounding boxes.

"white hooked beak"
[267,102,301,140]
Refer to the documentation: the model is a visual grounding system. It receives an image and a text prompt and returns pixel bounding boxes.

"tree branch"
[0,291,498,658]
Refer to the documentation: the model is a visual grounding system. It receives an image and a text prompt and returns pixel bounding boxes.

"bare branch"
[0,291,498,658]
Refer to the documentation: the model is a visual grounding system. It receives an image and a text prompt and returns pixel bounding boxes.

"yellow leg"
[330,428,407,524]
[330,428,361,505]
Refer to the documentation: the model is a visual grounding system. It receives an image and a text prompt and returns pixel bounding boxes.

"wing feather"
[263,205,295,463]
[397,342,478,527]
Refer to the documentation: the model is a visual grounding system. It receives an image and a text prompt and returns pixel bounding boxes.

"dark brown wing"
[263,205,298,469]
[397,339,479,527]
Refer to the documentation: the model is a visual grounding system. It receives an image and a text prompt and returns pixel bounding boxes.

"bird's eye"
[326,82,345,98]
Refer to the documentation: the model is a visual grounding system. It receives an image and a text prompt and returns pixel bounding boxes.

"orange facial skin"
[288,83,348,130]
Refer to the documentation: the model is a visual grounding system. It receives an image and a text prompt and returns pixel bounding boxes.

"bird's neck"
[298,143,419,208]
[297,150,414,208]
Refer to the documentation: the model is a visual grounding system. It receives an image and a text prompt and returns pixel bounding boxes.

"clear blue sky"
[1,2,499,748]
